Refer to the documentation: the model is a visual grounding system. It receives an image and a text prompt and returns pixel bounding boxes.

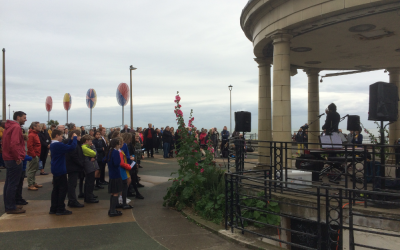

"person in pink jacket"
[2,111,27,214]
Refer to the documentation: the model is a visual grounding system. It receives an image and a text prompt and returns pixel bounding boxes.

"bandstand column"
[305,69,321,149]
[271,32,293,143]
[388,68,400,145]
[255,57,272,166]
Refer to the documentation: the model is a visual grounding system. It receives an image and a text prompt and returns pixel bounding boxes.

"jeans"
[67,171,80,203]
[3,160,23,211]
[27,156,39,186]
[163,143,170,158]
[50,174,68,213]
[15,170,26,202]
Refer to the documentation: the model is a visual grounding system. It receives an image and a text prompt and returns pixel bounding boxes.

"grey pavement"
[0,153,248,250]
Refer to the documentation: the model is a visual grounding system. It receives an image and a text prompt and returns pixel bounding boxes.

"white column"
[271,32,293,143]
[305,69,321,149]
[255,57,272,166]
[388,68,400,145]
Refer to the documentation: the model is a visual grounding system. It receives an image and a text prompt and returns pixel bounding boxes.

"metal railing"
[224,138,400,250]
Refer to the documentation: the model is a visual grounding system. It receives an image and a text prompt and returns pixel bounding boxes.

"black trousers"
[40,147,49,170]
[50,174,68,213]
[98,161,106,182]
[15,170,25,202]
[84,171,95,201]
[67,171,80,203]
[146,140,153,157]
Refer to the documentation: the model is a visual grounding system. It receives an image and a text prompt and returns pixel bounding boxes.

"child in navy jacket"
[49,129,77,215]
[104,137,127,217]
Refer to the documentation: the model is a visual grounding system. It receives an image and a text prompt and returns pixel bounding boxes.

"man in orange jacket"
[27,122,42,191]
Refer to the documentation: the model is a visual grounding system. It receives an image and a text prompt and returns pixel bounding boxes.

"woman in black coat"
[38,123,51,175]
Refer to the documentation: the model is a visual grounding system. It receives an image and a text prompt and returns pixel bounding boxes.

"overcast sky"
[0,0,390,135]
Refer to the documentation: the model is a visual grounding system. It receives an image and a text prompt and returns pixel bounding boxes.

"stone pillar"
[388,68,400,145]
[271,32,292,143]
[255,57,272,167]
[305,69,321,149]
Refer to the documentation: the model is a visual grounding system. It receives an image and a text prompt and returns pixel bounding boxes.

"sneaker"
[56,210,73,215]
[28,185,38,191]
[40,172,49,175]
[34,183,43,188]
[6,208,26,214]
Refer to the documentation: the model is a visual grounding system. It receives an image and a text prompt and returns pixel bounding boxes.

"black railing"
[224,138,400,250]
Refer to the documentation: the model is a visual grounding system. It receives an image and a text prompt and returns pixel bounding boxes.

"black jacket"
[143,128,155,144]
[322,111,340,133]
[38,130,51,150]
[81,129,87,136]
[92,138,106,161]
[162,130,172,143]
[66,141,85,173]
[121,128,130,133]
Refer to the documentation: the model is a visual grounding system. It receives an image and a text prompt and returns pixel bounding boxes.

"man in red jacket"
[27,121,42,191]
[2,111,27,214]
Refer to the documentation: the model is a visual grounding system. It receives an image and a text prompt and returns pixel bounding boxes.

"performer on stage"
[322,103,340,133]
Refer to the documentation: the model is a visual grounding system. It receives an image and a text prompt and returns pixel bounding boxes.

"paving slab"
[0,151,251,250]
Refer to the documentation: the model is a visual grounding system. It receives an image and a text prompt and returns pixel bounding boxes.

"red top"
[147,129,152,139]
[27,129,41,158]
[119,151,131,170]
[200,132,207,145]
[139,133,144,142]
[2,120,26,161]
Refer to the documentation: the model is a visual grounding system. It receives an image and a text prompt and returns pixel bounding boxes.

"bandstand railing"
[224,138,400,250]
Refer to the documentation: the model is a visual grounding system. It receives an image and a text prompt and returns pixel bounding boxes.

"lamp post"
[8,104,10,120]
[129,65,137,130]
[2,48,5,122]
[228,85,233,134]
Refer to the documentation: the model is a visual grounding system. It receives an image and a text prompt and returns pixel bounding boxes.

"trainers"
[28,185,38,191]
[34,183,43,188]
[6,208,26,214]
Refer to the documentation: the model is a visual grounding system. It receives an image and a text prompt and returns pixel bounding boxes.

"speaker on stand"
[368,81,399,191]
[234,111,251,172]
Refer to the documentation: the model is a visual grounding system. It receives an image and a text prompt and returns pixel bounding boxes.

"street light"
[129,65,137,130]
[228,85,233,134]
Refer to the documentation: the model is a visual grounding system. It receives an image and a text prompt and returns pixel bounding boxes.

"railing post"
[225,173,228,230]
[317,187,321,250]
[349,190,355,250]
[230,174,234,233]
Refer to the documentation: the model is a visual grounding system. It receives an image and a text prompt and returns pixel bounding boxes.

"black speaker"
[368,82,399,121]
[235,111,251,132]
[347,115,360,131]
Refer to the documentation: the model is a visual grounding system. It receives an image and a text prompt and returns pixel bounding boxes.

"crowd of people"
[1,111,236,217]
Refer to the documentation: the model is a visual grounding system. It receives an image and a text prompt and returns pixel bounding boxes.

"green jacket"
[82,144,96,158]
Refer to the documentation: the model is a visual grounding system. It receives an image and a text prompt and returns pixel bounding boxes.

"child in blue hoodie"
[15,135,32,206]
[49,129,77,215]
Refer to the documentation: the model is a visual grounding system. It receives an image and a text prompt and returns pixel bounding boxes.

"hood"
[29,128,39,134]
[5,120,21,130]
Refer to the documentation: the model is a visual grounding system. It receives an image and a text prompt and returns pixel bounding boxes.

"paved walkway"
[0,153,247,250]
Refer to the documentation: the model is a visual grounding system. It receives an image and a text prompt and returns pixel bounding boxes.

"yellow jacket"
[0,127,4,139]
